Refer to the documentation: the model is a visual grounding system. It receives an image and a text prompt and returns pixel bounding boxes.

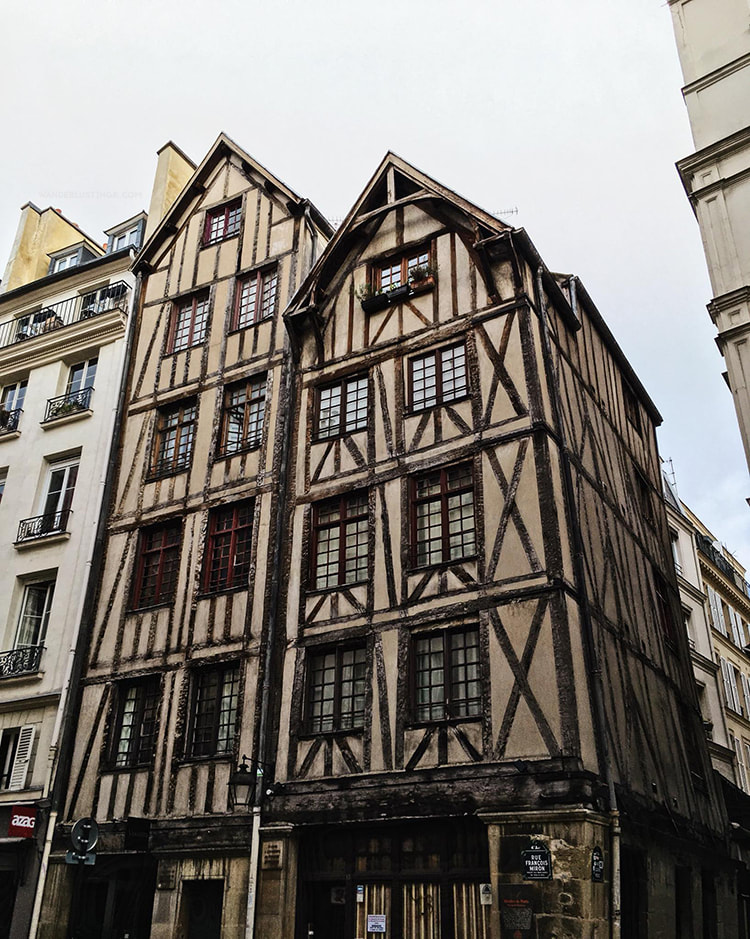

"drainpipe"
[28,268,144,939]
[534,268,620,939]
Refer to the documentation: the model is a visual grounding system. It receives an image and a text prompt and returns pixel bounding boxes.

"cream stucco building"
[669,0,750,474]
[0,203,146,939]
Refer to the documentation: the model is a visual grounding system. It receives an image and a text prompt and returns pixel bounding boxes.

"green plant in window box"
[409,263,439,290]
[356,282,389,314]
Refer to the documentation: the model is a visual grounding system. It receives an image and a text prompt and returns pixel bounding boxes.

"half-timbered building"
[257,156,738,938]
[39,135,331,939]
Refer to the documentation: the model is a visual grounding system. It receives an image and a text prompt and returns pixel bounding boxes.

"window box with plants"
[408,263,438,296]
[356,284,390,314]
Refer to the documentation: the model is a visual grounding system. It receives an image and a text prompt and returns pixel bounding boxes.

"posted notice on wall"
[366,914,386,933]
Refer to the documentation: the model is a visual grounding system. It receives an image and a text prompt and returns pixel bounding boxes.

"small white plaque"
[479,883,493,906]
[367,914,386,933]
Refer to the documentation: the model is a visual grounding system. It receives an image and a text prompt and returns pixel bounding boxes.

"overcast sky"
[1,0,748,562]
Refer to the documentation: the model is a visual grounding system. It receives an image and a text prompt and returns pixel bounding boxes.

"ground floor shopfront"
[36,806,743,938]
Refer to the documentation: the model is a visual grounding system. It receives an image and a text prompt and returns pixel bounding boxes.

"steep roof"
[288,151,511,312]
[135,132,333,272]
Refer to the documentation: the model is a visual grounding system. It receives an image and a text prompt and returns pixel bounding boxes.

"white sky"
[1,0,748,562]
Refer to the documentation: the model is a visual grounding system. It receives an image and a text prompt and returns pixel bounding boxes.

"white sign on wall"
[366,914,386,933]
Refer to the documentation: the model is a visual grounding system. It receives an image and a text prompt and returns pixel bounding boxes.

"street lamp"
[228,755,262,809]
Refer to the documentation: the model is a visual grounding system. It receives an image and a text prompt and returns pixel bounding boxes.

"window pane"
[450,630,481,717]
[17,583,54,647]
[411,354,437,411]
[380,262,401,290]
[345,378,368,432]
[447,490,476,560]
[236,277,258,328]
[415,635,445,720]
[339,647,367,729]
[260,271,278,318]
[441,345,467,402]
[309,652,337,733]
[217,667,239,752]
[319,384,342,437]
[416,499,443,566]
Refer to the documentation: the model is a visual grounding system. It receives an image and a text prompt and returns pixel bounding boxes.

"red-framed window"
[305,644,367,734]
[203,501,254,593]
[217,375,266,457]
[189,663,240,757]
[413,628,481,721]
[411,464,476,568]
[203,199,242,246]
[409,343,468,412]
[130,522,181,609]
[152,399,197,476]
[312,492,369,590]
[376,247,430,291]
[112,677,161,767]
[169,291,210,353]
[232,267,278,330]
[316,374,368,439]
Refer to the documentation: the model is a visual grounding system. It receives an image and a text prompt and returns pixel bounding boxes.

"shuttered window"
[0,725,35,791]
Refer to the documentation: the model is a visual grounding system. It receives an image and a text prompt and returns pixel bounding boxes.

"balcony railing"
[0,281,131,350]
[0,408,21,434]
[696,532,750,596]
[44,387,93,422]
[0,645,44,678]
[16,509,71,543]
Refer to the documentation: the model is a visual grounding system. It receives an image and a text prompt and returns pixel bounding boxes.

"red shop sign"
[9,805,37,838]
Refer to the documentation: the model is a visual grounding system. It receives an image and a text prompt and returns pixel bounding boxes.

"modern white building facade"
[0,203,142,939]
[669,0,750,473]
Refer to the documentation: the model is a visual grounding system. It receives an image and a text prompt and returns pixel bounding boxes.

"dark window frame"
[111,677,161,768]
[311,491,370,591]
[410,463,477,569]
[167,291,210,354]
[130,522,182,610]
[408,342,468,413]
[375,245,432,292]
[202,500,255,594]
[187,662,240,759]
[217,374,267,458]
[623,382,642,435]
[151,399,197,478]
[655,572,677,646]
[315,373,369,440]
[304,642,368,735]
[411,626,482,724]
[231,266,279,330]
[203,199,242,246]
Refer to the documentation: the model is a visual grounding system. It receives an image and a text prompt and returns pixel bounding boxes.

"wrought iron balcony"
[0,281,130,350]
[0,645,44,678]
[0,407,21,434]
[16,508,71,543]
[44,387,93,422]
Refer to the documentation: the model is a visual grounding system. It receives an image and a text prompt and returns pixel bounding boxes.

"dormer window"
[51,253,79,274]
[105,215,146,254]
[112,226,140,251]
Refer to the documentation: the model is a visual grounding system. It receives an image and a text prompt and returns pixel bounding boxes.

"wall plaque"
[501,896,533,934]
[261,840,284,869]
[591,846,604,882]
[522,841,552,880]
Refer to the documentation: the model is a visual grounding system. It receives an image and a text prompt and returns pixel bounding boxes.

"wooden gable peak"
[136,132,332,272]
